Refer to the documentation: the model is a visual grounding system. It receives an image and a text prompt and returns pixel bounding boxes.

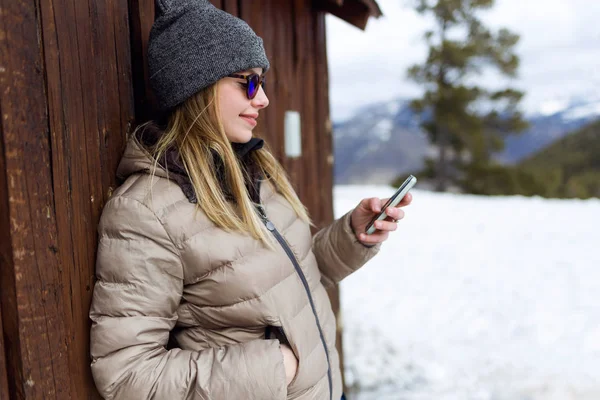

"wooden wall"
[0,0,133,398]
[0,0,337,398]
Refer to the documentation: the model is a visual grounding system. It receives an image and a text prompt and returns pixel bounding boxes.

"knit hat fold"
[149,0,270,111]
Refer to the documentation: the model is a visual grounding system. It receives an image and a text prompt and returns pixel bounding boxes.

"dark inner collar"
[231,137,265,158]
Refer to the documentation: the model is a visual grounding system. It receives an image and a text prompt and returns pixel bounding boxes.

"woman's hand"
[280,344,298,386]
[350,192,413,246]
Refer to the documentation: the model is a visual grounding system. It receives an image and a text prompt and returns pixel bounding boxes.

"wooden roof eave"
[314,0,383,31]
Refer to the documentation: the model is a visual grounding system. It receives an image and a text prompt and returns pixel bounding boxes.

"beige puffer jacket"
[89,137,380,399]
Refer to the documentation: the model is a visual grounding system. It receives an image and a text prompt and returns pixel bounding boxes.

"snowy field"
[335,186,600,400]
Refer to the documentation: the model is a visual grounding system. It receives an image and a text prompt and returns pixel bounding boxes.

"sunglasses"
[228,73,266,100]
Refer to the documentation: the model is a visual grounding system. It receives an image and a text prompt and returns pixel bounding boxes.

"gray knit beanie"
[148,0,270,111]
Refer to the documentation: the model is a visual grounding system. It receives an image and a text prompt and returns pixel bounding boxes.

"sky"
[335,186,600,399]
[326,0,600,122]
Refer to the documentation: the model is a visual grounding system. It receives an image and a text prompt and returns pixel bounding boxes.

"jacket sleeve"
[90,196,287,400]
[311,209,381,288]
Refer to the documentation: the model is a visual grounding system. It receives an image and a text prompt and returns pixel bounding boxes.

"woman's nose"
[251,86,269,109]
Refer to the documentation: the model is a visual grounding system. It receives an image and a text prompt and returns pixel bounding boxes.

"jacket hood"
[116,134,168,180]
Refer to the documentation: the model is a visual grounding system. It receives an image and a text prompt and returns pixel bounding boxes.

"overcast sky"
[326,0,600,121]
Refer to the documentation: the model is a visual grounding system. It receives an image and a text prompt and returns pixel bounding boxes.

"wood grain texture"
[312,6,345,390]
[129,0,158,123]
[0,104,12,400]
[0,0,134,397]
[37,0,135,397]
[222,0,238,15]
[0,0,71,397]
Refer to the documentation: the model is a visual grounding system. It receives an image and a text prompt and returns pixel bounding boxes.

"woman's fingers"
[370,197,382,213]
[358,230,390,244]
[399,192,413,206]
[375,220,398,231]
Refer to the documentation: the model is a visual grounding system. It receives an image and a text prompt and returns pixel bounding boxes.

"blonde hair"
[139,82,312,249]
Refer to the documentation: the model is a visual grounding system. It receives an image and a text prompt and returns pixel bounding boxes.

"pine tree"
[407,0,528,191]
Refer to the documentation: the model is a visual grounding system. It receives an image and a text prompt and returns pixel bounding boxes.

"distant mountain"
[333,97,600,185]
[517,119,600,198]
[333,99,428,185]
[499,99,600,163]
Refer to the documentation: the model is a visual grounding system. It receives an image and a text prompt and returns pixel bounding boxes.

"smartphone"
[365,175,417,235]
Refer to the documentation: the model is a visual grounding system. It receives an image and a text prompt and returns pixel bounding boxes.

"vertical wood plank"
[0,0,71,397]
[240,0,283,164]
[313,6,335,227]
[0,115,13,400]
[40,2,98,394]
[296,0,317,219]
[286,0,304,201]
[129,0,158,123]
[222,0,238,15]
[38,0,135,397]
[264,0,286,163]
[313,8,345,391]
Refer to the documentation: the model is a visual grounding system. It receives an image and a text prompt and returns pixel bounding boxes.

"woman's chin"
[228,131,253,143]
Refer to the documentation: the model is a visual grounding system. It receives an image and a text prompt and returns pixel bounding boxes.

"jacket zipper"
[255,204,333,400]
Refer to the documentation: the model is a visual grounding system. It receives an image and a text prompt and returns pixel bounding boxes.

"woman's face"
[217,67,269,143]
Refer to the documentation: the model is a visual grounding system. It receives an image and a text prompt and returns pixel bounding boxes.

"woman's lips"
[240,115,257,127]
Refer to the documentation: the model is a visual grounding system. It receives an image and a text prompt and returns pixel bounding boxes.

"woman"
[89,1,412,399]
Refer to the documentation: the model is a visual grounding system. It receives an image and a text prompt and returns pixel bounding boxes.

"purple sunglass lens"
[248,75,260,99]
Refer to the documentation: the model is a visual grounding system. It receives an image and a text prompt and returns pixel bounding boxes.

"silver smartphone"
[365,175,417,235]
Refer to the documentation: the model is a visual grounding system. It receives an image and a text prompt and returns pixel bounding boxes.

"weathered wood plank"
[268,0,287,162]
[239,0,285,168]
[129,0,158,123]
[223,0,238,15]
[312,7,345,390]
[42,2,100,395]
[0,113,13,400]
[0,0,71,397]
[296,0,317,222]
[38,0,135,397]
[313,6,335,227]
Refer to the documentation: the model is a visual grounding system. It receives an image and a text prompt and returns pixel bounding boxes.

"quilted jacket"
[89,136,380,399]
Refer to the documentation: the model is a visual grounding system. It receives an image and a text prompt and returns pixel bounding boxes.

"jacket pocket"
[278,322,302,390]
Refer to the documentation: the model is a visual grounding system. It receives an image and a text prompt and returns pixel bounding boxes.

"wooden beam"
[314,0,382,30]
[358,0,383,18]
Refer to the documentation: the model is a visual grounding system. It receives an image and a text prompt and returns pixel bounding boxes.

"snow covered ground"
[335,186,600,400]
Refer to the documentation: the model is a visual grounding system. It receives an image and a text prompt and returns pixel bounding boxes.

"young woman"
[89,1,412,399]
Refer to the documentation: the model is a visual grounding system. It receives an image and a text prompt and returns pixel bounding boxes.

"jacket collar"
[117,122,265,204]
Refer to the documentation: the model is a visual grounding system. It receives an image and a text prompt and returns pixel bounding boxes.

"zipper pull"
[255,204,275,231]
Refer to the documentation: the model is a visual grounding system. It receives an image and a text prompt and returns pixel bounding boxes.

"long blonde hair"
[139,83,312,248]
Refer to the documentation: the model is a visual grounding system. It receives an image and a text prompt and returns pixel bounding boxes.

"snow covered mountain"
[500,98,600,163]
[333,99,428,185]
[333,98,600,185]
